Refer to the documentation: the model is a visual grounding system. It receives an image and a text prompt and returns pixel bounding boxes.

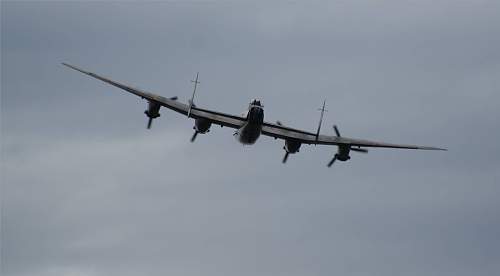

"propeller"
[277,120,290,163]
[327,154,337,167]
[332,125,368,153]
[146,96,176,129]
[282,152,290,163]
[327,125,368,167]
[351,147,368,153]
[190,131,198,143]
[333,125,341,137]
[147,117,153,129]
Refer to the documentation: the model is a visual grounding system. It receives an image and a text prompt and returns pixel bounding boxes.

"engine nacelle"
[144,101,161,118]
[194,118,212,133]
[336,145,351,161]
[284,139,301,153]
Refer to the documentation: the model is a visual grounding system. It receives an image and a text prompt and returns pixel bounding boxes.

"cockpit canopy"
[250,99,263,107]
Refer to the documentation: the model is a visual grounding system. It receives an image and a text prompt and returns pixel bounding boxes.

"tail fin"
[315,100,327,142]
[187,72,200,118]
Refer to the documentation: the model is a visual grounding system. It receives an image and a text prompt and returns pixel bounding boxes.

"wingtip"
[61,62,74,69]
[425,146,448,151]
[61,63,89,75]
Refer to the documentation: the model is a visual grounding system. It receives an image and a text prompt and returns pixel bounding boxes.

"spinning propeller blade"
[190,131,198,143]
[327,155,337,167]
[328,124,368,166]
[282,152,290,163]
[147,118,153,129]
[333,125,341,137]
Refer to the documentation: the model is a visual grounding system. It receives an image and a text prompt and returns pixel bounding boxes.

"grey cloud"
[2,1,500,276]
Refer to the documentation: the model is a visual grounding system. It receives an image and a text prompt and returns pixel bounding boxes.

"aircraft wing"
[63,63,445,151]
[62,63,246,129]
[261,122,446,150]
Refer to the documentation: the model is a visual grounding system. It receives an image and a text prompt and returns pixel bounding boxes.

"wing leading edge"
[261,121,446,150]
[62,63,246,129]
[63,63,446,151]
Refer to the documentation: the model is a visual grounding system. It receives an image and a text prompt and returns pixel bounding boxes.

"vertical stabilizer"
[315,100,327,142]
[187,72,200,118]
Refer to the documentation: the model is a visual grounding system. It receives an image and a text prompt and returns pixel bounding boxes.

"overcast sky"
[1,1,500,276]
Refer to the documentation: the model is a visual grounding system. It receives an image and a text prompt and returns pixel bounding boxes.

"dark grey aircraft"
[63,63,446,166]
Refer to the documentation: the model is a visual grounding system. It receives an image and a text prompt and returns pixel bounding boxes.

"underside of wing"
[261,122,318,144]
[63,63,445,152]
[189,107,246,128]
[316,135,446,150]
[62,63,246,129]
[262,122,446,150]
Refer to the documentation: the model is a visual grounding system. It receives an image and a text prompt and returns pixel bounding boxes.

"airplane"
[62,63,446,166]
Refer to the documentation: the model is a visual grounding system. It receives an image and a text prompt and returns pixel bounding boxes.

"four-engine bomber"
[63,62,446,167]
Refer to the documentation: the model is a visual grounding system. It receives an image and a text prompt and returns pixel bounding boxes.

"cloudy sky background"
[2,1,500,275]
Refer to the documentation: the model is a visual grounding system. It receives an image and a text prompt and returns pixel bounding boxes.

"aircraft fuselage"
[235,100,264,145]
